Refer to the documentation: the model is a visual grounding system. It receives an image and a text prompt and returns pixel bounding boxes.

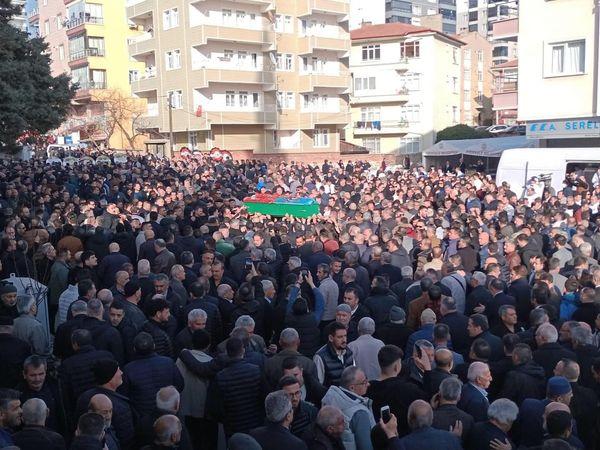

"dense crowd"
[0,153,599,450]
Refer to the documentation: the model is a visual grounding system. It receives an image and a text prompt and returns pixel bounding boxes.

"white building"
[348,22,462,156]
[519,0,600,147]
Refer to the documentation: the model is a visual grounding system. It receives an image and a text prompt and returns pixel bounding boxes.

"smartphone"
[245,257,253,270]
[381,405,391,424]
[415,345,423,359]
[301,269,309,278]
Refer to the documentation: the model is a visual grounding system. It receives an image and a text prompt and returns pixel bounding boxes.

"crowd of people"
[0,153,599,450]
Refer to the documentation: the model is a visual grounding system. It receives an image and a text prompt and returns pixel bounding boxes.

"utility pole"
[167,92,174,159]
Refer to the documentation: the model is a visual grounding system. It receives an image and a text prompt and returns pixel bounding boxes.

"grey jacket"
[176,350,212,418]
[318,277,340,321]
[321,386,375,450]
[13,314,50,356]
[347,334,385,381]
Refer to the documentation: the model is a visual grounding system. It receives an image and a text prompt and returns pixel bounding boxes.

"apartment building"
[10,0,28,31]
[348,22,462,156]
[126,0,350,156]
[458,31,492,125]
[27,0,69,75]
[519,0,600,147]
[385,0,457,35]
[456,0,517,37]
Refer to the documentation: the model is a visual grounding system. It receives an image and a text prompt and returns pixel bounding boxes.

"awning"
[423,136,538,157]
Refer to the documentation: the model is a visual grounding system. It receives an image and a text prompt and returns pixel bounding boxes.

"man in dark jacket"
[533,323,576,378]
[108,301,138,363]
[0,283,19,319]
[279,376,317,438]
[142,297,174,358]
[431,377,473,445]
[313,322,354,387]
[13,398,65,450]
[58,329,115,416]
[208,337,267,437]
[363,276,399,327]
[70,412,106,450]
[249,390,308,450]
[121,332,184,416]
[229,239,252,284]
[265,328,318,389]
[440,297,470,355]
[76,359,137,450]
[81,299,124,364]
[367,345,427,437]
[54,300,88,360]
[467,398,519,450]
[509,265,532,322]
[498,343,545,405]
[467,314,503,361]
[301,405,345,450]
[97,243,131,289]
[457,361,492,422]
[399,400,462,450]
[374,306,412,351]
[0,315,31,389]
[183,282,223,346]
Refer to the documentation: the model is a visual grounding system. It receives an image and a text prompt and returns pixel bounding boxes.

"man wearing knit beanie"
[76,359,136,450]
[0,284,18,319]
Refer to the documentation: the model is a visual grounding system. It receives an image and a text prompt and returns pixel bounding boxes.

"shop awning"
[423,136,538,157]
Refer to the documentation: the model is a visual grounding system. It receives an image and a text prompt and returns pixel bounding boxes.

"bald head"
[544,402,570,422]
[407,400,433,430]
[434,348,453,369]
[153,414,182,446]
[89,394,113,427]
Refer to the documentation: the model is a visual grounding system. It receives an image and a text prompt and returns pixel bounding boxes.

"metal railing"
[66,16,104,29]
[69,48,105,61]
[75,81,107,90]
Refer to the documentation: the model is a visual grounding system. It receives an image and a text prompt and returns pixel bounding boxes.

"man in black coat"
[431,377,474,446]
[571,325,600,388]
[571,287,599,329]
[440,297,470,356]
[363,276,399,327]
[485,278,516,328]
[97,243,131,289]
[142,297,174,358]
[81,299,125,364]
[76,359,137,450]
[508,266,532,323]
[467,398,518,450]
[467,314,503,361]
[249,390,308,450]
[457,361,491,422]
[229,239,252,284]
[419,348,455,397]
[301,405,345,450]
[69,412,106,450]
[13,398,65,450]
[374,306,412,351]
[0,315,31,388]
[532,323,576,378]
[183,282,223,346]
[54,300,88,360]
[465,272,493,317]
[366,345,427,437]
[498,343,545,406]
[58,329,115,416]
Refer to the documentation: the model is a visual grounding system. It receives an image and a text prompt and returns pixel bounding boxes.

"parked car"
[505,125,526,135]
[487,124,510,134]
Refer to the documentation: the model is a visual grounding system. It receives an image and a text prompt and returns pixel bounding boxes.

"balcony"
[127,0,155,19]
[193,68,276,88]
[297,0,349,20]
[353,120,410,135]
[202,110,277,128]
[350,88,409,104]
[189,0,274,12]
[27,8,39,22]
[298,35,349,55]
[65,16,104,35]
[493,81,517,94]
[128,32,155,56]
[492,91,517,111]
[190,25,275,49]
[131,73,158,93]
[492,18,518,42]
[68,48,105,64]
[299,72,349,92]
[74,81,107,100]
[298,111,350,129]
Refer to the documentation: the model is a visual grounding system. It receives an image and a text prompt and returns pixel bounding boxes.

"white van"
[496,147,600,196]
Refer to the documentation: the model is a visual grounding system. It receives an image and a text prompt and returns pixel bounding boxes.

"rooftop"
[351,22,464,45]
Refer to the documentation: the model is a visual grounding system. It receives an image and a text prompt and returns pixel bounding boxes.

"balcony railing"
[76,81,107,90]
[66,16,104,29]
[69,48,105,61]
[27,8,39,18]
[493,81,517,93]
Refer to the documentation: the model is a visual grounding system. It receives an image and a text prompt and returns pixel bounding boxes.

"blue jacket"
[287,286,325,324]
[457,382,489,422]
[121,353,184,415]
[405,324,434,358]
[400,426,462,450]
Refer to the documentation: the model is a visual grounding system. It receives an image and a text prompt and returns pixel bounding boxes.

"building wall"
[385,0,457,35]
[518,0,596,121]
[458,31,492,125]
[32,0,69,75]
[348,30,462,155]
[127,0,351,155]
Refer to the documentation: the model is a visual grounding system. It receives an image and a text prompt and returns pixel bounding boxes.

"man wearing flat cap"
[0,283,18,319]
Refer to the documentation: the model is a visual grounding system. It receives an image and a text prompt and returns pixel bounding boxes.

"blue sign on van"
[527,118,600,139]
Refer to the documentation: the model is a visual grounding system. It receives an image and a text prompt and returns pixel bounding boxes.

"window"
[165,50,181,70]
[284,15,292,32]
[277,92,295,109]
[354,76,376,91]
[238,51,247,66]
[225,91,236,107]
[360,107,380,121]
[452,106,458,124]
[477,70,483,81]
[236,10,246,24]
[361,45,380,61]
[275,14,292,32]
[398,137,420,154]
[400,41,420,58]
[128,70,139,84]
[313,129,329,147]
[239,91,248,107]
[253,93,259,108]
[413,5,422,15]
[276,53,282,70]
[85,3,103,21]
[222,9,232,24]
[87,37,105,55]
[548,40,585,76]
[401,73,421,90]
[251,53,257,68]
[168,90,183,109]
[275,14,283,31]
[477,50,483,62]
[452,48,458,64]
[303,94,310,109]
[452,76,458,93]
[285,54,292,71]
[362,138,380,154]
[401,105,420,122]
[44,20,49,36]
[276,54,292,71]
[58,44,64,60]
[56,14,63,29]
[163,8,179,30]
[188,131,198,149]
[223,49,233,61]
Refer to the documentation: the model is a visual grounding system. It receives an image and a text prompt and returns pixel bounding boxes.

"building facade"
[10,0,28,31]
[348,23,462,156]
[385,0,457,35]
[519,0,600,147]
[458,31,492,125]
[126,0,351,156]
[456,0,517,37]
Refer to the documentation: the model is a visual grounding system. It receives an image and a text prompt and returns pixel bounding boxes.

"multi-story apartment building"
[348,22,462,156]
[458,31,492,125]
[27,0,69,74]
[126,0,351,156]
[456,0,517,37]
[10,0,28,31]
[519,0,600,147]
[490,17,517,124]
[385,0,457,35]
